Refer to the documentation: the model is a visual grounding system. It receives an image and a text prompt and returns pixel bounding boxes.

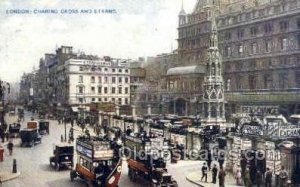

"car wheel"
[56,164,60,171]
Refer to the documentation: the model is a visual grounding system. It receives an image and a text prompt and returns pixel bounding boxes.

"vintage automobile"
[9,123,21,138]
[39,120,50,135]
[151,167,178,187]
[70,135,122,187]
[50,143,74,171]
[20,128,42,147]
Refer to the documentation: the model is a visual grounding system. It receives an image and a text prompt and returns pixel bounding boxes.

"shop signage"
[151,138,163,150]
[241,124,263,136]
[241,140,252,150]
[265,122,280,137]
[170,134,186,145]
[265,141,275,149]
[151,128,164,137]
[274,161,281,174]
[279,126,300,137]
[241,105,279,115]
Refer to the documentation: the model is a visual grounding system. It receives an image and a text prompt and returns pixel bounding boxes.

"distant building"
[19,70,38,111]
[129,61,146,105]
[20,46,133,117]
[65,57,131,112]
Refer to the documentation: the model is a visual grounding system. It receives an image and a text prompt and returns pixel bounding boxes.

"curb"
[0,172,21,183]
[186,175,203,187]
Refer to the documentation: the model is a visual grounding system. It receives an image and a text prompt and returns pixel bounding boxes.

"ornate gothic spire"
[201,10,226,127]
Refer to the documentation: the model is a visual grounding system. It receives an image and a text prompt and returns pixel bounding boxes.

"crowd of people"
[200,154,290,187]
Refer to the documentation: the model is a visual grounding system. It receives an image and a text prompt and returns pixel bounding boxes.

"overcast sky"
[0,0,197,83]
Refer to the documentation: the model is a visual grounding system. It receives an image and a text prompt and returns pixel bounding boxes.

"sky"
[0,0,197,83]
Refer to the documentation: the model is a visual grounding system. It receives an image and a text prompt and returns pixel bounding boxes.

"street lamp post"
[64,110,67,142]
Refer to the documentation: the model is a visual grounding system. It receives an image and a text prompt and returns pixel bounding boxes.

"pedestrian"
[207,151,212,170]
[235,168,243,186]
[0,129,5,143]
[265,168,272,187]
[212,164,218,184]
[218,167,226,187]
[244,168,252,187]
[96,125,101,136]
[69,128,74,142]
[5,131,9,141]
[7,140,13,155]
[85,129,91,139]
[71,118,74,127]
[240,155,247,176]
[249,163,257,185]
[81,123,85,132]
[201,162,208,182]
[279,166,288,187]
[256,170,263,187]
[218,152,225,169]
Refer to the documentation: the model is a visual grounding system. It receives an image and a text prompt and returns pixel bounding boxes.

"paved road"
[0,111,198,187]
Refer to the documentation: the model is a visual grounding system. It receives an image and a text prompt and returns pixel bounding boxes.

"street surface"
[0,111,198,187]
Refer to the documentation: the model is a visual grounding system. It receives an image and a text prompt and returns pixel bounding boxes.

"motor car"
[39,120,49,135]
[50,143,74,171]
[20,128,42,147]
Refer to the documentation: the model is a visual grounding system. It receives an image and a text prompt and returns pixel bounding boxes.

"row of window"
[79,66,129,73]
[79,76,129,84]
[178,22,210,38]
[223,37,291,57]
[223,19,295,41]
[219,1,299,27]
[78,97,129,105]
[78,86,129,94]
[233,71,300,90]
[168,80,199,91]
[225,57,299,72]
